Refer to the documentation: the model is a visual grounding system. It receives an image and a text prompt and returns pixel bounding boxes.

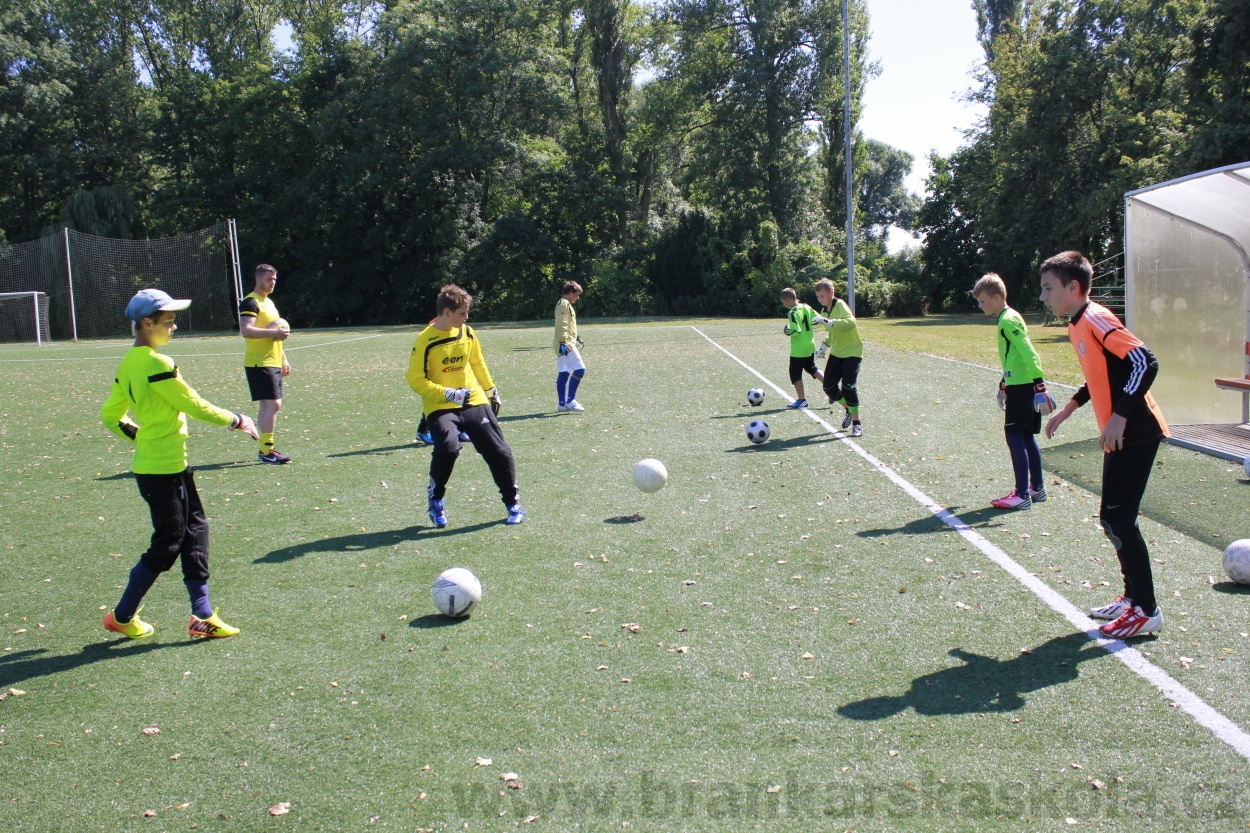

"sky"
[857,0,988,200]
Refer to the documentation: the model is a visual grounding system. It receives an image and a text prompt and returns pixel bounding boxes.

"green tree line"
[920,0,1250,310]
[1,0,926,324]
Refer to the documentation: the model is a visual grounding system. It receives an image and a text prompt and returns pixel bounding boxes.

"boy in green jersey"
[100,289,259,639]
[973,273,1056,511]
[813,278,864,436]
[780,287,824,409]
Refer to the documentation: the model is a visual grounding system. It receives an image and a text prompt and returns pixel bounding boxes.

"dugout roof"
[1124,162,1250,430]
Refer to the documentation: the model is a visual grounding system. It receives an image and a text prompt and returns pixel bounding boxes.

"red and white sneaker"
[1088,595,1131,621]
[990,490,1031,510]
[1099,605,1163,638]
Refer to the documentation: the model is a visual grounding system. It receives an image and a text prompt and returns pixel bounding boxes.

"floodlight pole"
[842,0,855,314]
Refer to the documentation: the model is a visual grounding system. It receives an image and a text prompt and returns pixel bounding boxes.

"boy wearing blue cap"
[100,289,259,639]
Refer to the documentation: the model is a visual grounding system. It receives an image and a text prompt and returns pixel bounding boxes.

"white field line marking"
[911,349,1079,390]
[691,325,1250,762]
[0,332,397,363]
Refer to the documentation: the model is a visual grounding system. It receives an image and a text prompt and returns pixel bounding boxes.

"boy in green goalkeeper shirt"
[813,278,864,436]
[100,289,259,639]
[780,287,824,408]
[973,273,1056,511]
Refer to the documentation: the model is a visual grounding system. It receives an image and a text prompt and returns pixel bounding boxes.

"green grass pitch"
[1,318,1249,832]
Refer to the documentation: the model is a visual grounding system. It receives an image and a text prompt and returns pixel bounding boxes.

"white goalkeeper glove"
[813,315,832,326]
[489,386,502,416]
[444,387,470,406]
[996,380,1006,411]
[230,412,259,440]
[1033,381,1056,415]
[815,341,828,360]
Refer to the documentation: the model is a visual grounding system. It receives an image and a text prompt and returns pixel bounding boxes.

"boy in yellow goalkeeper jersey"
[100,289,258,639]
[406,285,522,528]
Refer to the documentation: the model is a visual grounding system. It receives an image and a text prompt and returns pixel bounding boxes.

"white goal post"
[0,291,51,345]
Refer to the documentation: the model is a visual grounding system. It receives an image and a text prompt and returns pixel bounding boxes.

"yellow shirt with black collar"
[406,324,496,417]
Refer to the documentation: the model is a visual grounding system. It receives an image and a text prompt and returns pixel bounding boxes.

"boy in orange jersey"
[1041,251,1169,638]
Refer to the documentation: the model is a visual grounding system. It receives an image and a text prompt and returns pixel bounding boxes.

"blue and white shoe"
[416,430,433,444]
[506,504,526,525]
[427,497,447,528]
[458,431,471,443]
[786,398,808,409]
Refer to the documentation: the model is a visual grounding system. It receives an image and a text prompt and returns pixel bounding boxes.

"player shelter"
[1125,161,1250,462]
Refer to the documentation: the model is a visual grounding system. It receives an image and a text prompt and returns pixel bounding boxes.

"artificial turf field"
[1,317,1249,832]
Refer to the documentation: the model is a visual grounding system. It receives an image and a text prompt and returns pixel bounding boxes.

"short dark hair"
[562,281,583,296]
[437,284,472,314]
[780,287,797,301]
[254,263,276,278]
[1039,251,1092,294]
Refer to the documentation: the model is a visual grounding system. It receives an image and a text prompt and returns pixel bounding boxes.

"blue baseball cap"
[125,288,192,322]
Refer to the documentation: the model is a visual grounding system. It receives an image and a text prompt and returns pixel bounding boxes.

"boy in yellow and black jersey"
[406,284,522,528]
[100,289,258,640]
[238,263,291,464]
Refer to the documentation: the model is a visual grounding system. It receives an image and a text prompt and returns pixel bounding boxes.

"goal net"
[0,221,241,342]
[0,292,51,344]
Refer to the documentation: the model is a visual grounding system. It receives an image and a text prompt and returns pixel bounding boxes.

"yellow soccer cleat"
[104,608,154,639]
[187,609,240,638]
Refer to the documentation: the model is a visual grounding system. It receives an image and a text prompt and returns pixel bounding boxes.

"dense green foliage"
[1,0,924,324]
[920,0,1250,310]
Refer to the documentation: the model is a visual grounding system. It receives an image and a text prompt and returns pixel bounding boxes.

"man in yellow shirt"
[239,263,291,463]
[554,281,586,411]
[100,289,258,639]
[406,285,522,528]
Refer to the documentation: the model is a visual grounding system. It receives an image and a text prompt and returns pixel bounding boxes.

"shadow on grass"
[0,639,202,689]
[857,506,1007,538]
[497,412,565,423]
[1044,437,1240,546]
[326,443,419,458]
[725,434,840,453]
[94,460,253,481]
[1212,581,1250,596]
[605,514,645,524]
[408,614,471,629]
[838,633,1104,719]
[709,408,789,419]
[254,520,504,563]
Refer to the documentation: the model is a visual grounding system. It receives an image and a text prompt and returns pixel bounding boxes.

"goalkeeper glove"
[119,421,138,441]
[575,336,585,350]
[813,315,832,326]
[783,325,793,336]
[444,387,470,406]
[814,342,828,360]
[996,380,1006,411]
[230,413,259,440]
[1033,381,1056,415]
[559,343,570,356]
[489,386,502,416]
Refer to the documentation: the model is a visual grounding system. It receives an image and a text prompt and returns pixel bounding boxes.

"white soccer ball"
[747,388,765,406]
[633,458,668,493]
[432,567,482,617]
[746,420,770,444]
[269,318,290,334]
[1223,539,1250,585]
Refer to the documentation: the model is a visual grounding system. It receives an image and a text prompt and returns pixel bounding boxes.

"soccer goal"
[0,291,51,344]
[0,221,243,341]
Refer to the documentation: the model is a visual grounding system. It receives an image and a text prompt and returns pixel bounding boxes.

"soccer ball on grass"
[633,458,668,493]
[746,420,770,445]
[747,388,765,407]
[432,567,482,617]
[1223,539,1250,585]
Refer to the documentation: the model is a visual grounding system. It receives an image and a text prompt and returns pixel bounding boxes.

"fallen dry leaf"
[765,785,782,794]
[1090,779,1105,790]
[142,727,160,736]
[596,665,608,671]
[8,688,26,696]
[475,757,492,767]
[268,802,291,816]
[1065,818,1079,826]
[143,810,156,817]
[619,678,632,683]
[801,653,814,660]
[523,815,539,824]
[621,623,641,633]
[501,772,519,782]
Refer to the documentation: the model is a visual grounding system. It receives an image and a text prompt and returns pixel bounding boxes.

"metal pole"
[63,228,78,341]
[228,219,244,312]
[33,293,41,346]
[842,0,855,314]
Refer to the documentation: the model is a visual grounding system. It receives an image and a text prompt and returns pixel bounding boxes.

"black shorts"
[245,366,283,401]
[789,355,819,383]
[1003,384,1041,435]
